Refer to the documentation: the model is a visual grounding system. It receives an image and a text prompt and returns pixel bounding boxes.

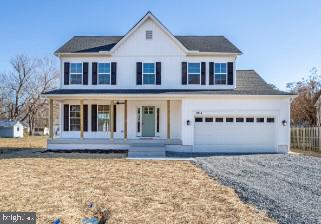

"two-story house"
[44,12,293,154]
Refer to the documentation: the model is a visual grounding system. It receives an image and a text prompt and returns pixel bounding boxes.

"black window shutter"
[209,62,214,85]
[156,62,161,85]
[91,104,97,132]
[63,104,69,131]
[136,62,142,85]
[92,62,97,85]
[83,104,88,132]
[227,62,234,85]
[113,104,117,132]
[64,62,70,85]
[83,62,88,85]
[201,62,206,85]
[111,62,117,85]
[182,62,187,85]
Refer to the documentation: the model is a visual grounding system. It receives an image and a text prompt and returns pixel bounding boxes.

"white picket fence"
[291,127,321,151]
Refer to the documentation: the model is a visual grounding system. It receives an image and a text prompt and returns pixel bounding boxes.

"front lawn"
[0,158,273,223]
[0,136,47,150]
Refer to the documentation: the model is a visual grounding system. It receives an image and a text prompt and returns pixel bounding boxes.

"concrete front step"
[128,146,166,158]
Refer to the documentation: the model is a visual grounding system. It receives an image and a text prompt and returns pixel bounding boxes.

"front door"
[142,106,155,137]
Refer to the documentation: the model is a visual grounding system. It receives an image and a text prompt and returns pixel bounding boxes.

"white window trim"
[214,62,228,85]
[136,106,160,138]
[155,107,160,136]
[69,105,80,131]
[98,62,111,85]
[136,107,142,137]
[97,104,110,132]
[142,62,156,85]
[188,62,201,85]
[69,63,83,85]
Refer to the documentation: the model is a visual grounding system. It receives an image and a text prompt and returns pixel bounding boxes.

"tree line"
[287,67,321,127]
[0,55,58,135]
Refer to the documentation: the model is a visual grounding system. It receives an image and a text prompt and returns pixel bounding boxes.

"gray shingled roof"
[44,70,292,96]
[55,36,241,54]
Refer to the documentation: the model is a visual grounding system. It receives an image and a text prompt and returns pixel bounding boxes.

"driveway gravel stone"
[194,154,321,224]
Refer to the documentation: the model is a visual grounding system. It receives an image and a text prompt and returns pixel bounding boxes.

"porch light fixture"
[282,120,287,126]
[186,120,190,126]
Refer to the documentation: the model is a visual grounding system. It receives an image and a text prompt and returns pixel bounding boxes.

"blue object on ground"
[81,217,99,224]
[53,218,61,224]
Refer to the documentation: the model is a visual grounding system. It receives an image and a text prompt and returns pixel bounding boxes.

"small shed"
[0,120,24,138]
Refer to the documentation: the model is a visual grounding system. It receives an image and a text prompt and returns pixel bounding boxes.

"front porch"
[47,138,182,150]
[48,97,186,151]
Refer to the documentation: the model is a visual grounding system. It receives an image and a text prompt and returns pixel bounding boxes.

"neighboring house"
[44,12,294,153]
[0,120,24,138]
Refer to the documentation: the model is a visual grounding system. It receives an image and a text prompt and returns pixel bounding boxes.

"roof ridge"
[175,35,225,37]
[73,35,123,37]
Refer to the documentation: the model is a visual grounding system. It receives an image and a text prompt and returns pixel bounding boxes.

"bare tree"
[287,67,321,127]
[0,55,58,135]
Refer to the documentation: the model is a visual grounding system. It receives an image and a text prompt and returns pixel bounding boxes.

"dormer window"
[98,63,111,84]
[215,63,227,84]
[188,63,200,84]
[70,63,83,85]
[146,30,153,40]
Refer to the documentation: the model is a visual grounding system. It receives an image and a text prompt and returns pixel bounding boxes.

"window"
[267,117,275,123]
[146,30,153,40]
[226,117,234,122]
[137,108,141,133]
[98,63,111,84]
[236,117,244,122]
[215,118,224,122]
[17,127,19,131]
[195,117,203,122]
[188,63,200,84]
[70,63,83,84]
[97,105,110,132]
[156,108,160,133]
[143,63,155,84]
[246,117,254,123]
[205,117,213,122]
[70,105,80,131]
[256,118,265,123]
[215,63,227,84]
[144,107,154,114]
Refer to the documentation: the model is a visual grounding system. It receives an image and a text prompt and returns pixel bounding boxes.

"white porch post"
[110,100,114,139]
[167,100,170,139]
[49,98,53,139]
[124,100,128,140]
[80,99,84,139]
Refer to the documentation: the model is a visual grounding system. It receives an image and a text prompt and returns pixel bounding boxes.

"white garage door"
[194,116,276,152]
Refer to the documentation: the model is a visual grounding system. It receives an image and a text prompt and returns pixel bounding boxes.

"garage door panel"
[194,117,276,152]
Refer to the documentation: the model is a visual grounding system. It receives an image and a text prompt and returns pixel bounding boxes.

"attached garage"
[194,115,277,152]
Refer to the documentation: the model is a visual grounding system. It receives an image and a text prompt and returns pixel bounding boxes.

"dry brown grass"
[291,148,321,158]
[0,158,274,224]
[0,136,47,150]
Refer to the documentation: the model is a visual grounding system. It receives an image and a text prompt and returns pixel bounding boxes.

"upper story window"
[188,63,200,84]
[143,63,155,84]
[215,63,227,84]
[146,30,153,40]
[70,63,83,85]
[98,63,111,84]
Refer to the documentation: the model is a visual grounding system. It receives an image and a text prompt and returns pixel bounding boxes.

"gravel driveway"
[194,154,321,224]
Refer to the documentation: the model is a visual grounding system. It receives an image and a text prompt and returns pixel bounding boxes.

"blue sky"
[0,0,320,90]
